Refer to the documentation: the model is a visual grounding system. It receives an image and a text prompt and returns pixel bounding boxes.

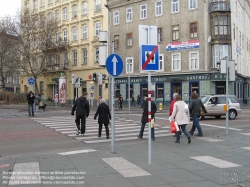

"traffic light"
[105,83,108,88]
[93,73,97,81]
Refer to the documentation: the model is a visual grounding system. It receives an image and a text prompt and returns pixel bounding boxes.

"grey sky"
[0,0,21,18]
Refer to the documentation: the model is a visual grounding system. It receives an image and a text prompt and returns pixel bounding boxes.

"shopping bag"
[151,119,155,128]
[170,121,177,133]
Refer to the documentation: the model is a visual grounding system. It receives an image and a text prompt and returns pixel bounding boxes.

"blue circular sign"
[91,86,94,90]
[106,54,123,76]
[28,77,35,85]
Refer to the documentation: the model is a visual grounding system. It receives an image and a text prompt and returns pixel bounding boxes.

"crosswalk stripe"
[240,133,250,136]
[44,122,135,128]
[58,149,97,155]
[242,147,250,150]
[190,156,241,168]
[196,137,224,142]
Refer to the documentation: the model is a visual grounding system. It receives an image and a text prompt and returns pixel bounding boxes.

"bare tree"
[11,10,63,94]
[0,16,21,90]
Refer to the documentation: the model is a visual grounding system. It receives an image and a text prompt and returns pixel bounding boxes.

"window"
[72,51,77,65]
[155,0,162,16]
[48,12,52,21]
[95,48,99,62]
[95,22,101,36]
[114,35,119,49]
[82,2,88,15]
[157,28,162,42]
[189,0,197,9]
[82,25,88,39]
[126,8,133,22]
[41,0,44,7]
[63,8,68,20]
[56,10,60,22]
[63,53,68,66]
[172,0,179,13]
[140,5,147,19]
[172,25,179,41]
[172,53,181,71]
[159,54,164,71]
[72,28,77,41]
[63,30,68,41]
[212,45,230,68]
[126,33,132,47]
[95,0,101,11]
[72,5,77,17]
[25,3,29,10]
[189,51,199,70]
[48,0,52,4]
[156,84,163,98]
[82,49,87,64]
[213,16,230,35]
[233,24,235,39]
[33,0,37,10]
[113,11,119,25]
[239,31,241,46]
[33,39,36,49]
[190,22,198,38]
[126,58,133,74]
[55,32,60,42]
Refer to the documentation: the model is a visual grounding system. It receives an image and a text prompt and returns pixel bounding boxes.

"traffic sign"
[28,77,35,85]
[106,54,123,76]
[141,45,159,71]
[91,86,94,90]
[55,94,58,99]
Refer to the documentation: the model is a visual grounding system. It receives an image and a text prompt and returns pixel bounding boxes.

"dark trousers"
[75,115,86,134]
[119,103,122,110]
[28,104,34,116]
[98,123,109,137]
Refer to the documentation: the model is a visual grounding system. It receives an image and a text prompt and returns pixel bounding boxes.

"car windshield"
[201,96,210,104]
[229,96,238,103]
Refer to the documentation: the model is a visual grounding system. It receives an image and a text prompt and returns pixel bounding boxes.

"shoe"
[196,134,203,136]
[173,135,176,137]
[106,137,109,139]
[180,131,182,135]
[175,140,180,143]
[152,138,155,141]
[137,135,142,139]
[188,137,191,144]
[76,132,80,135]
[81,133,84,136]
[189,131,194,135]
[98,135,101,138]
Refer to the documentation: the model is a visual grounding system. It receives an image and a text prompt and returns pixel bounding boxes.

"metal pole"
[226,56,229,135]
[108,7,112,109]
[128,66,130,112]
[97,72,99,106]
[111,41,115,153]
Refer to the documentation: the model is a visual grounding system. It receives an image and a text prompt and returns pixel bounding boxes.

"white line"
[197,137,224,142]
[46,123,137,128]
[190,156,241,168]
[241,147,250,150]
[240,133,250,136]
[58,149,97,155]
[102,157,151,177]
[9,162,41,185]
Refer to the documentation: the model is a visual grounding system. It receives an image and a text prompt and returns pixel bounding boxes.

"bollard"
[159,102,162,112]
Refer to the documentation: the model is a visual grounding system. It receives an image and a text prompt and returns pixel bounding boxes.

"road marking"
[196,137,224,142]
[58,149,97,155]
[9,162,40,185]
[240,133,250,136]
[241,147,250,150]
[190,156,241,168]
[46,123,136,129]
[102,157,151,177]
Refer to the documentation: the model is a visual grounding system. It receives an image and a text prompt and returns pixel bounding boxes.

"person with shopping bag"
[170,95,191,144]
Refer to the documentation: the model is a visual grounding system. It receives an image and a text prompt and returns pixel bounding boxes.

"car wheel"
[215,115,221,119]
[229,110,237,120]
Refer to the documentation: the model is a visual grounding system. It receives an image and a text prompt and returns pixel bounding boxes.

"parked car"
[199,94,241,120]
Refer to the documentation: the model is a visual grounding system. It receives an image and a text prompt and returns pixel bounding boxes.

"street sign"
[75,77,80,88]
[28,77,35,85]
[141,45,159,71]
[55,94,58,99]
[106,54,123,76]
[91,86,94,90]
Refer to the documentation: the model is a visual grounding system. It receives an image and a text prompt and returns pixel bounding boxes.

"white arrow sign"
[112,55,118,75]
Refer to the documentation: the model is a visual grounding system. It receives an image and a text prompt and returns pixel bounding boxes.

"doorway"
[171,82,182,100]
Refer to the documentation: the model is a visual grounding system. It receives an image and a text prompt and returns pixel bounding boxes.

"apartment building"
[20,0,109,104]
[106,0,250,104]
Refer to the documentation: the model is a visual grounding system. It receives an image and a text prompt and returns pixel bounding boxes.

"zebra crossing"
[32,116,172,144]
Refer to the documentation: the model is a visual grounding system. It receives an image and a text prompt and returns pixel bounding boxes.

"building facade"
[106,0,250,105]
[20,0,110,104]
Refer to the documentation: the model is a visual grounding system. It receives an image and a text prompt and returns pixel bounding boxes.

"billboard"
[59,78,67,103]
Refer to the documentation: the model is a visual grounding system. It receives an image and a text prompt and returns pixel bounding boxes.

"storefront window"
[156,84,163,98]
[115,84,120,98]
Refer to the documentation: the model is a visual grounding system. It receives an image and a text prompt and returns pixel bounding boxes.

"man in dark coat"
[118,95,123,110]
[27,91,35,117]
[94,98,111,139]
[137,95,157,141]
[71,92,90,136]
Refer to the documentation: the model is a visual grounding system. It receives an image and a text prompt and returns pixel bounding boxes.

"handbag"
[151,118,155,128]
[170,120,179,133]
[195,99,205,116]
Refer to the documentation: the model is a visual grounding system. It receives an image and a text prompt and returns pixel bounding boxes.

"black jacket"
[141,100,157,123]
[189,98,207,115]
[94,103,111,124]
[71,97,90,116]
[27,93,35,104]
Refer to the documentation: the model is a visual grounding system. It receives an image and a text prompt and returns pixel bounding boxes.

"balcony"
[40,40,69,52]
[45,60,69,72]
[209,1,230,13]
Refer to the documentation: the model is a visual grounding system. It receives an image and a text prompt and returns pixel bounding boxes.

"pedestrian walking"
[27,91,35,117]
[131,95,135,106]
[94,98,111,139]
[34,94,40,112]
[137,94,140,106]
[188,92,207,136]
[137,95,157,141]
[169,93,182,136]
[170,95,191,144]
[118,95,123,110]
[71,92,90,136]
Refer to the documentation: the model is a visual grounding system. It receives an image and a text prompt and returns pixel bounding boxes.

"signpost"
[28,77,35,93]
[106,53,123,154]
[54,94,58,109]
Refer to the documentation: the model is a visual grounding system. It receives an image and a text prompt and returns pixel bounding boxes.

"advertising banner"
[59,78,67,104]
[166,40,199,51]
